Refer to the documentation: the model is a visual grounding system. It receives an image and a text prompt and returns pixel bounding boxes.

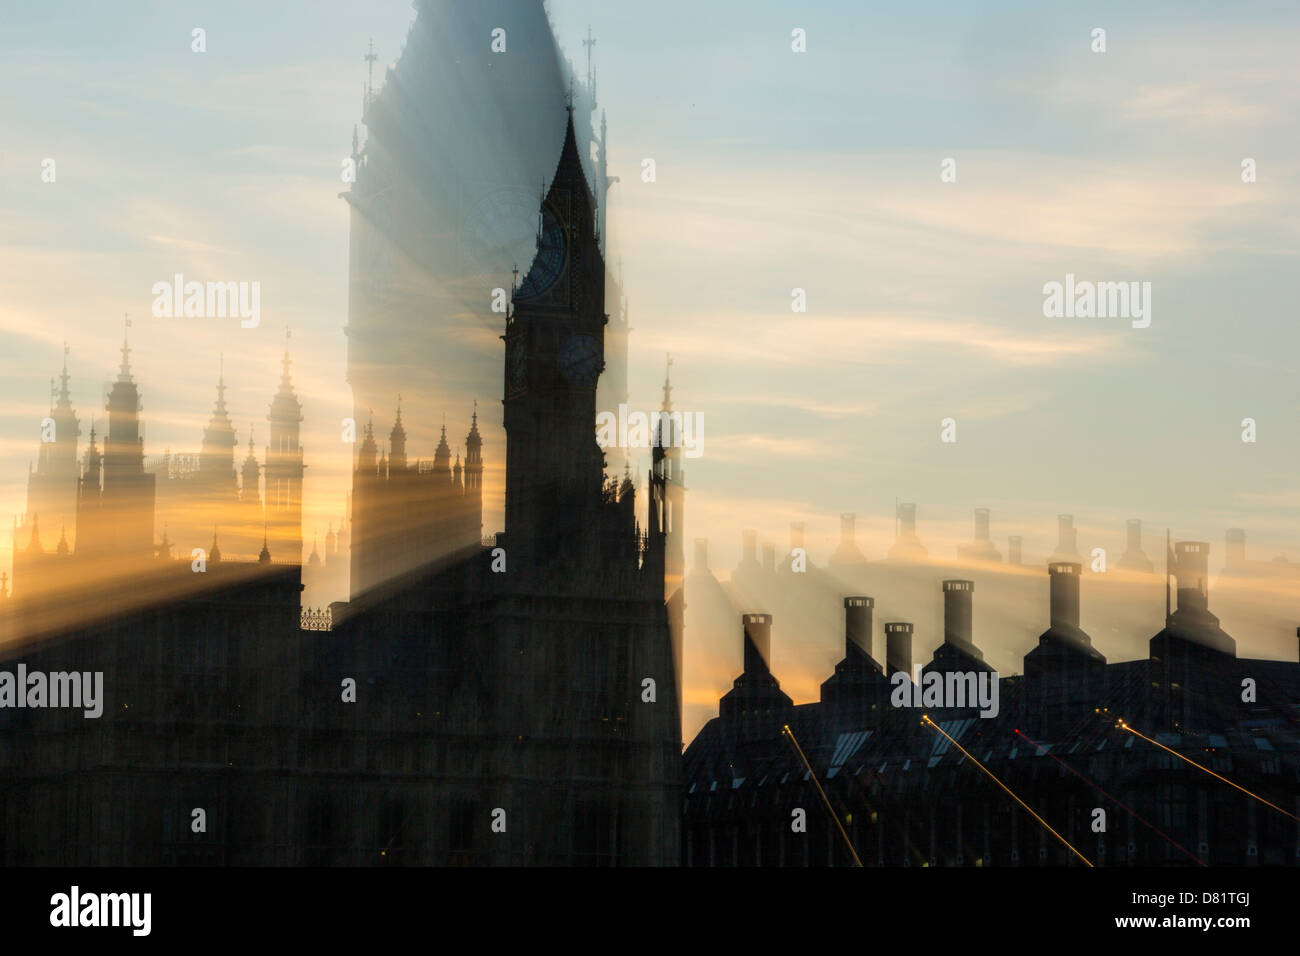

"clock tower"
[503,110,609,571]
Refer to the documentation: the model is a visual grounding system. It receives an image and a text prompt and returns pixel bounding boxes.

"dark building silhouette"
[925,579,993,677]
[684,541,1300,866]
[342,0,630,577]
[0,106,680,867]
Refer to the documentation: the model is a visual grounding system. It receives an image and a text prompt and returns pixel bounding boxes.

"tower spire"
[215,353,228,413]
[56,341,72,407]
[364,37,377,103]
[118,315,133,381]
[583,25,597,95]
[278,327,294,393]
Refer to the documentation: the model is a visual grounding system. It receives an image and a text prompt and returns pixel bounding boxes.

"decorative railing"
[300,606,332,631]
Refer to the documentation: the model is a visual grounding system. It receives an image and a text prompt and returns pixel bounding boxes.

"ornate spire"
[389,397,407,469]
[118,316,133,382]
[363,37,377,103]
[357,412,377,471]
[57,342,72,408]
[278,328,294,395]
[215,354,228,413]
[84,420,101,480]
[56,524,69,555]
[466,402,482,453]
[210,527,222,563]
[434,418,451,473]
[661,354,674,411]
[258,529,271,564]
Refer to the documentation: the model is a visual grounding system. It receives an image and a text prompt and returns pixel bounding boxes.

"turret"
[388,403,407,471]
[240,428,261,504]
[198,357,238,491]
[265,333,304,563]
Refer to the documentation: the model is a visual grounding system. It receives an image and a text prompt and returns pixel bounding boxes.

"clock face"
[465,185,544,273]
[507,336,527,391]
[558,333,602,388]
[515,203,566,299]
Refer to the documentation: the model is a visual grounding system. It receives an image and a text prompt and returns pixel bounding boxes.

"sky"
[2,1,1298,736]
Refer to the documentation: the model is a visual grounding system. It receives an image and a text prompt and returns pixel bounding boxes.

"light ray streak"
[782,723,863,867]
[922,715,1093,867]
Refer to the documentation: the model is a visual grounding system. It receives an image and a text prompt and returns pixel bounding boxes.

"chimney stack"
[1225,528,1246,567]
[762,542,775,574]
[742,613,773,674]
[1174,541,1209,613]
[742,529,757,564]
[1057,514,1077,554]
[942,579,975,647]
[1048,562,1081,629]
[694,537,708,571]
[897,503,917,537]
[839,513,856,545]
[1008,535,1022,565]
[885,622,913,677]
[1126,519,1143,554]
[974,508,990,542]
[844,596,874,659]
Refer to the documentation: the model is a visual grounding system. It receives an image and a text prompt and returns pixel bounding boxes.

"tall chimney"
[1048,562,1081,629]
[1225,528,1246,567]
[1174,541,1209,613]
[974,508,990,541]
[942,579,974,647]
[790,522,805,551]
[742,529,757,564]
[694,537,708,571]
[897,503,917,537]
[839,513,856,545]
[1057,514,1077,554]
[1126,519,1142,553]
[742,613,773,674]
[762,542,775,574]
[1008,535,1022,565]
[844,596,873,659]
[885,622,913,677]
